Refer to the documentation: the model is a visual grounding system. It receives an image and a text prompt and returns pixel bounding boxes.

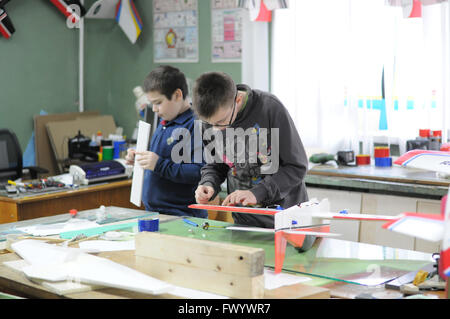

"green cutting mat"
[158,217,433,287]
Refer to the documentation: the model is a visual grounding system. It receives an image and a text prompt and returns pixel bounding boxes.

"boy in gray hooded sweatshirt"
[192,72,314,251]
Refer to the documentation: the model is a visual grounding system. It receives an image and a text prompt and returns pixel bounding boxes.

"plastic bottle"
[96,131,103,145]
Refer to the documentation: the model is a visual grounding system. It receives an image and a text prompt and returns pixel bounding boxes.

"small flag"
[115,0,142,44]
[0,7,14,39]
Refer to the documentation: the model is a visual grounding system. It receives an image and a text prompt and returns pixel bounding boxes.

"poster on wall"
[153,0,199,63]
[211,0,244,63]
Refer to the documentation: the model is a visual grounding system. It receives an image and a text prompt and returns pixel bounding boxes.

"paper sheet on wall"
[130,121,151,207]
[152,0,199,63]
[211,0,243,62]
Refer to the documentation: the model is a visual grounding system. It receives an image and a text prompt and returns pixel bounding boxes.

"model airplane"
[394,149,450,177]
[0,0,14,39]
[50,0,86,25]
[189,200,402,274]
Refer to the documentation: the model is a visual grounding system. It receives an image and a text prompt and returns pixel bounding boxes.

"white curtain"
[271,0,450,156]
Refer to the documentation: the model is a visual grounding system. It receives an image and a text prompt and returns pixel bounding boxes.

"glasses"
[202,93,237,128]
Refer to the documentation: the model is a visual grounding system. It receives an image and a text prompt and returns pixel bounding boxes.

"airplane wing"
[188,204,398,221]
[189,204,278,215]
[394,149,450,175]
[382,212,444,242]
[0,7,15,39]
[226,226,341,237]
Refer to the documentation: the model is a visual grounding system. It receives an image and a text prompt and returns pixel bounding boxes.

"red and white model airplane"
[190,149,450,285]
[189,200,400,274]
[394,149,450,176]
[190,196,449,281]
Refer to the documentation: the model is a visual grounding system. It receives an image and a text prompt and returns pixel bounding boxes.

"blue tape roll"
[375,157,392,167]
[138,218,159,232]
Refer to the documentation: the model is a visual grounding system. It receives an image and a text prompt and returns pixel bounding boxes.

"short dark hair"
[143,65,188,100]
[192,72,236,118]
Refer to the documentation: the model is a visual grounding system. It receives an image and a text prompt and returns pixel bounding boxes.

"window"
[271,0,450,155]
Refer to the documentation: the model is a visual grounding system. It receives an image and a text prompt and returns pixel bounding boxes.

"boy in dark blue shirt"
[126,65,207,218]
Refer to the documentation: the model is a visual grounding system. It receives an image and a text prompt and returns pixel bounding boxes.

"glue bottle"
[96,205,107,223]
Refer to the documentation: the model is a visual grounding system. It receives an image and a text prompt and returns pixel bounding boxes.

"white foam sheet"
[11,240,173,295]
[130,120,151,207]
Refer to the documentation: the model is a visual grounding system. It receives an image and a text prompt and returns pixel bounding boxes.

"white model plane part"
[11,240,174,295]
[226,226,341,237]
[394,149,450,175]
[383,214,444,242]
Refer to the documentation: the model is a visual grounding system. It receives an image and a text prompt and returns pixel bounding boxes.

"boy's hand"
[125,148,136,165]
[195,185,215,204]
[222,190,257,207]
[135,151,159,171]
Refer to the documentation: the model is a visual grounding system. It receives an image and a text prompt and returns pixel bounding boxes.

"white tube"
[79,0,85,112]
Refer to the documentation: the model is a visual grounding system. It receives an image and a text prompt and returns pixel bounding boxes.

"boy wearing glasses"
[126,65,207,218]
[192,71,310,233]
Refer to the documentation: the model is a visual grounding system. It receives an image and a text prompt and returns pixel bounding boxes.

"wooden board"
[34,111,100,175]
[135,232,265,298]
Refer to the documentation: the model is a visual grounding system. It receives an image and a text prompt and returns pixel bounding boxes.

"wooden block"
[135,232,264,277]
[135,232,265,298]
[135,255,264,298]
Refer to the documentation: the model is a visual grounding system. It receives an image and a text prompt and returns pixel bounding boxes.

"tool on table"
[309,153,336,164]
[309,151,356,166]
[62,233,101,247]
[182,218,199,227]
[69,159,132,185]
[201,222,227,230]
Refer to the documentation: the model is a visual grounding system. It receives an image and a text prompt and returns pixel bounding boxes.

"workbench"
[306,164,449,199]
[0,179,140,224]
[0,210,445,300]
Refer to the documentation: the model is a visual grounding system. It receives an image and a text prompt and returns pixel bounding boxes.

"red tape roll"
[356,154,371,165]
[374,147,390,158]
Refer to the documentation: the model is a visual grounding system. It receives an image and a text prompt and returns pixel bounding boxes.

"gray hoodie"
[199,84,309,228]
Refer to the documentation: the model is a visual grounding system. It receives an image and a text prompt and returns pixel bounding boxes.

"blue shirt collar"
[164,108,194,125]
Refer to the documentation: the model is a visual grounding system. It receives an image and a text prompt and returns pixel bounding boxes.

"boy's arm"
[198,163,230,201]
[249,103,308,205]
[153,158,204,184]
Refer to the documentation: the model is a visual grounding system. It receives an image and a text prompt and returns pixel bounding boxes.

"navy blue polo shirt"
[142,108,207,218]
